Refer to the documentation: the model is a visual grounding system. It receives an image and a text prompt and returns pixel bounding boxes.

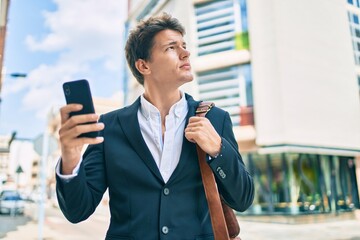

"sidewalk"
[239,218,360,240]
[3,210,360,240]
[4,218,360,240]
[4,220,58,240]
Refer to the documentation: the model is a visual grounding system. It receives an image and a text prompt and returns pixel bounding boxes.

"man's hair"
[125,13,185,85]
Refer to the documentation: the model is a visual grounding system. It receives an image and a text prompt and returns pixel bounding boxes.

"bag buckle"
[196,102,214,115]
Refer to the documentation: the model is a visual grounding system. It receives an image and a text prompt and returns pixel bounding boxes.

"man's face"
[144,29,193,88]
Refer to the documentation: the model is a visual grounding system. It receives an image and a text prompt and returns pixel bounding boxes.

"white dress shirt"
[138,92,188,183]
[57,92,188,183]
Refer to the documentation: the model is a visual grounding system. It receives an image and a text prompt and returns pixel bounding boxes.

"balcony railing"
[240,106,254,126]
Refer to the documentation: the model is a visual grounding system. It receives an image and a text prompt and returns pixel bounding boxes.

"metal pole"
[38,129,49,240]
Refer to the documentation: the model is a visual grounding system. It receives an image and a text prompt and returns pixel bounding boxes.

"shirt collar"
[140,95,159,120]
[169,91,187,119]
[140,91,187,120]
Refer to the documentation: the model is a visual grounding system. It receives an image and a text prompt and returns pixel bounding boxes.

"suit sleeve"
[208,111,254,212]
[55,117,107,223]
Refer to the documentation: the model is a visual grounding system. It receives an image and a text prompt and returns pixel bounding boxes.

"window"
[354,14,359,24]
[135,0,165,21]
[193,0,253,126]
[347,10,360,65]
[197,65,253,126]
[194,0,249,56]
[355,29,360,37]
[347,0,360,8]
[244,153,360,215]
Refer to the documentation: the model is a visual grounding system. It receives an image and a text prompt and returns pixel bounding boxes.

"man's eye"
[167,46,175,50]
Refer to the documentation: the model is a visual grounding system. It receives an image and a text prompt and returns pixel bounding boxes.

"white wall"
[248,0,360,150]
[9,140,37,188]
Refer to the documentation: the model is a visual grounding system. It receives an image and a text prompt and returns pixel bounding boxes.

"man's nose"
[180,48,190,59]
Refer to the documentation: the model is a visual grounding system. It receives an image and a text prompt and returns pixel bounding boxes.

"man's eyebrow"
[161,41,187,47]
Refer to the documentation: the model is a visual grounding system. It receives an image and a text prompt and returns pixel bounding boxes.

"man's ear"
[135,59,150,75]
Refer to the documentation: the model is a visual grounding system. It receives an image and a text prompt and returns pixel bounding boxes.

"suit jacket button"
[162,226,169,234]
[216,167,227,179]
[163,188,170,196]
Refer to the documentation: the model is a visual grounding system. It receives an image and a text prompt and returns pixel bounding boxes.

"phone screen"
[63,79,99,138]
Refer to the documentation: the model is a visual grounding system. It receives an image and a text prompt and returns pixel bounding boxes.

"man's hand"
[184,116,221,157]
[59,104,105,175]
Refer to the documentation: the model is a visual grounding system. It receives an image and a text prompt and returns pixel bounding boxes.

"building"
[0,0,10,104]
[0,133,38,199]
[8,139,37,192]
[124,0,360,217]
[0,134,11,189]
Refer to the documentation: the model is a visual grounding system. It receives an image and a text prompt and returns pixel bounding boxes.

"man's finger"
[60,122,104,139]
[66,114,100,127]
[188,116,203,123]
[60,104,83,124]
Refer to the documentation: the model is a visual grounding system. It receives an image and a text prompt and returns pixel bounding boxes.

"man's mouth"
[180,63,191,69]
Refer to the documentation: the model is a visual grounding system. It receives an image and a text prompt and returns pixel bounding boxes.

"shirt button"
[162,226,169,234]
[163,188,170,196]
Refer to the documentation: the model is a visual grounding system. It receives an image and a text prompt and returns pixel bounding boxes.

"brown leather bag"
[195,102,241,240]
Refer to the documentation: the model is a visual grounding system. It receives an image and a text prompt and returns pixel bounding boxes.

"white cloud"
[10,0,127,120]
[20,62,89,115]
[25,33,68,52]
[2,74,29,95]
[26,0,126,55]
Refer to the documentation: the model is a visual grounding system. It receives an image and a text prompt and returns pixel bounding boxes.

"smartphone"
[62,79,99,138]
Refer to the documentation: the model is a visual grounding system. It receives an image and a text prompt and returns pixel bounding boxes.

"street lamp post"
[33,114,57,240]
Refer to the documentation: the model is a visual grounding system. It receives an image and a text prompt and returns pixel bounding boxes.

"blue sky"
[0,0,127,139]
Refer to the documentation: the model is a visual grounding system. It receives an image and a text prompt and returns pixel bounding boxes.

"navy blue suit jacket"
[56,94,254,240]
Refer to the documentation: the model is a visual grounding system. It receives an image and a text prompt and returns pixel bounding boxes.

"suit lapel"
[117,97,164,183]
[167,94,200,184]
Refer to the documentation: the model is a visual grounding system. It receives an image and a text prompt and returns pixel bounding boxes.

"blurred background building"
[124,0,360,217]
[0,0,9,104]
[0,0,12,192]
[0,135,12,189]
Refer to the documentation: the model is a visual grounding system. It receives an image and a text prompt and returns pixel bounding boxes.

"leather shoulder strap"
[196,102,230,240]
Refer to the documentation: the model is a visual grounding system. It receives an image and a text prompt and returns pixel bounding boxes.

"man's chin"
[178,73,193,85]
[185,74,194,82]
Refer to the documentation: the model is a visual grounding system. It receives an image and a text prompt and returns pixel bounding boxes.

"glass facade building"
[245,153,359,215]
[193,0,360,216]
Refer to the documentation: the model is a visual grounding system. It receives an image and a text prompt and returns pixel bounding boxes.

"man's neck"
[143,88,182,139]
[143,89,182,117]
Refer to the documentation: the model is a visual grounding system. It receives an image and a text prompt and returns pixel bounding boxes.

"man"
[56,13,254,240]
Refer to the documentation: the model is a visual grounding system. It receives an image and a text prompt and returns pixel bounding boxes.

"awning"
[257,144,360,157]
